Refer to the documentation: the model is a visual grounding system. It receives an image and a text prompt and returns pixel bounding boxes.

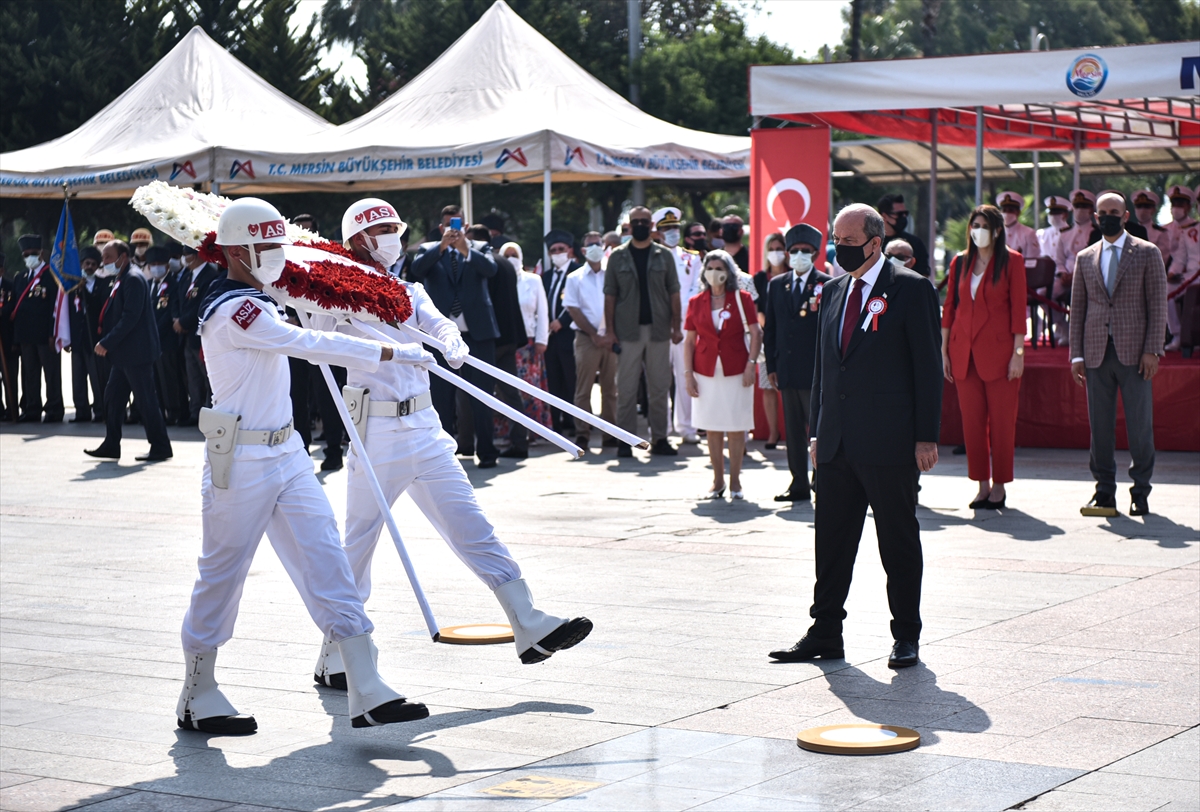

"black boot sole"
[769,649,845,662]
[177,713,258,735]
[351,699,429,728]
[314,672,347,691]
[520,617,594,664]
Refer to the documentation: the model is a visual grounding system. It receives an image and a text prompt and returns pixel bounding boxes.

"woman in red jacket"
[942,205,1027,509]
[684,250,761,500]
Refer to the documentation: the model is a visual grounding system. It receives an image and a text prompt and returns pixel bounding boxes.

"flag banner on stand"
[49,201,82,289]
[749,127,831,273]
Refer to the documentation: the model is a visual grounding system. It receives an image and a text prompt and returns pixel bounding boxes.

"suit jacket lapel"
[1112,240,1135,295]
[844,261,896,360]
[828,275,851,346]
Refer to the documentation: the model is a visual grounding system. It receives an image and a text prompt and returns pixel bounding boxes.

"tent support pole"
[1072,131,1081,191]
[211,181,220,196]
[928,112,938,276]
[460,181,473,224]
[974,106,984,207]
[1032,151,1041,230]
[543,168,552,269]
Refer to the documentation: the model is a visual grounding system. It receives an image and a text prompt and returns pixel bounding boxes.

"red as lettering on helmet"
[256,220,286,239]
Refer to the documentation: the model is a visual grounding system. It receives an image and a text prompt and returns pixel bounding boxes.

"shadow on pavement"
[1099,512,1199,548]
[915,506,1065,542]
[72,461,151,480]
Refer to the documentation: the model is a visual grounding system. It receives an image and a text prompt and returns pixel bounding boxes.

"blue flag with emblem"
[48,200,82,289]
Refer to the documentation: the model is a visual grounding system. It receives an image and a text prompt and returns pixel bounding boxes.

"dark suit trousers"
[20,343,63,419]
[184,344,210,420]
[289,356,312,449]
[1086,339,1154,499]
[810,444,923,642]
[313,364,348,461]
[780,388,811,493]
[492,342,528,452]
[544,330,576,433]
[103,363,172,454]
[154,340,187,421]
[432,334,497,461]
[71,346,104,418]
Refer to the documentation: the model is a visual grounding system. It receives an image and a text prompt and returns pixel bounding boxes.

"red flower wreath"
[278,258,413,324]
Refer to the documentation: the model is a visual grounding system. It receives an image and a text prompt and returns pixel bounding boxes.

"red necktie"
[841,278,864,356]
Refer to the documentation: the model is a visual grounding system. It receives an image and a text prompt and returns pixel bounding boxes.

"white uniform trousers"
[344,422,521,601]
[669,339,695,436]
[181,447,373,654]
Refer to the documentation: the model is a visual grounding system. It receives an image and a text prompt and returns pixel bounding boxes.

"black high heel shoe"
[982,495,1006,510]
[968,495,991,509]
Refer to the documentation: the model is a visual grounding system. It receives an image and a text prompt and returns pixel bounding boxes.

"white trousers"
[669,339,694,436]
[182,448,372,654]
[344,422,521,601]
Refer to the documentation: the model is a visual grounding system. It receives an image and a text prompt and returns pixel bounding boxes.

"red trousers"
[956,358,1021,483]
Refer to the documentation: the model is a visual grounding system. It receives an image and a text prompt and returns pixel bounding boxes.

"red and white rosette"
[863,296,887,331]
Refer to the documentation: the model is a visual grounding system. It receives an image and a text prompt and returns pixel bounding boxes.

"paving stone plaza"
[1,418,1197,811]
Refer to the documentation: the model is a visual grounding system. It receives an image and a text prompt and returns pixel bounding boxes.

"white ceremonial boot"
[493,578,593,665]
[338,633,429,728]
[176,650,257,735]
[313,635,378,691]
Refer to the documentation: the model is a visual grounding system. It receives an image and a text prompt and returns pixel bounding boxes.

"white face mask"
[662,229,681,248]
[471,240,488,252]
[23,254,40,270]
[249,245,286,286]
[98,262,119,278]
[970,227,993,248]
[134,245,147,258]
[168,258,182,273]
[704,269,727,288]
[1173,205,1189,223]
[366,232,402,267]
[1049,213,1067,229]
[582,245,605,264]
[550,252,570,270]
[1003,212,1019,227]
[766,250,786,267]
[789,251,813,273]
[505,255,521,271]
[710,237,725,249]
[620,234,631,244]
[147,265,168,280]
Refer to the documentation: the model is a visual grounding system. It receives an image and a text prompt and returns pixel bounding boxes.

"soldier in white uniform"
[654,207,703,443]
[1053,190,1096,345]
[1164,185,1200,351]
[308,199,593,688]
[1037,195,1071,262]
[996,191,1040,259]
[179,199,434,735]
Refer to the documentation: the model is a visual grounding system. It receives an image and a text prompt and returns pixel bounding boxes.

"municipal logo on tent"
[1066,54,1107,98]
[230,160,256,179]
[170,161,196,181]
[565,147,587,167]
[495,148,528,169]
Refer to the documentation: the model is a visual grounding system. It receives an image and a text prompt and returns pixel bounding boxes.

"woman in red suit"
[684,250,761,500]
[942,205,1027,509]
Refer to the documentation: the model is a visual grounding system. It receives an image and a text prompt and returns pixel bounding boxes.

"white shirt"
[201,292,383,457]
[517,270,549,345]
[562,264,607,335]
[838,251,886,337]
[1005,221,1041,259]
[670,246,703,320]
[313,281,463,431]
[793,268,812,289]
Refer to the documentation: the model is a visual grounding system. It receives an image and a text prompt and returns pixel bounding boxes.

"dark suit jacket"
[410,242,499,340]
[97,267,161,367]
[811,260,943,467]
[763,268,832,390]
[543,262,578,331]
[7,263,58,345]
[178,263,223,349]
[84,276,112,345]
[149,272,181,347]
[489,258,528,348]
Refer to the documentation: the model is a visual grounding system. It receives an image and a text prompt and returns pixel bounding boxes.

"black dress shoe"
[85,446,120,459]
[178,712,258,735]
[764,442,778,450]
[769,633,844,662]
[952,444,966,455]
[499,448,528,459]
[320,456,343,471]
[650,439,678,456]
[774,489,810,502]
[135,451,173,462]
[888,640,920,669]
[616,444,632,458]
[178,417,198,427]
[456,446,474,457]
[16,413,40,423]
[574,436,589,449]
[520,617,593,665]
[1130,496,1150,516]
[477,458,498,469]
[352,699,430,728]
[314,671,347,691]
[69,416,89,424]
[1081,492,1118,517]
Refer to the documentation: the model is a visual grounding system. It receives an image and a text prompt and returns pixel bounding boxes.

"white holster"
[198,407,240,489]
[343,386,370,431]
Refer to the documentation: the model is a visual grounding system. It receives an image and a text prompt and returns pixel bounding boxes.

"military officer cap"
[785,223,823,251]
[543,228,574,249]
[996,191,1024,210]
[1167,184,1195,206]
[652,207,682,229]
[17,234,42,251]
[1070,189,1096,208]
[480,213,505,232]
[1044,196,1071,213]
[92,228,115,245]
[80,246,102,264]
[144,246,169,263]
[1132,189,1160,208]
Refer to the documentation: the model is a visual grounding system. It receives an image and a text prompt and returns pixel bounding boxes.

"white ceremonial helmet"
[216,198,292,247]
[342,198,405,241]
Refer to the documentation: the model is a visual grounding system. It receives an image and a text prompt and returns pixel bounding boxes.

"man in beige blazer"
[1069,192,1167,517]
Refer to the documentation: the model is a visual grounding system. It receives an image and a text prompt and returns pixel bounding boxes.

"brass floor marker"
[798,724,921,755]
[437,623,515,644]
[482,775,603,799]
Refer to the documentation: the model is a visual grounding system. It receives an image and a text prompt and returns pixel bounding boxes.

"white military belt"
[237,421,294,446]
[368,391,433,418]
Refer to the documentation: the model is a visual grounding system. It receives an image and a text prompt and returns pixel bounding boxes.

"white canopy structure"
[0,27,334,199]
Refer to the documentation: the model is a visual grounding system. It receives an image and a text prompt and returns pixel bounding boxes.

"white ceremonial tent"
[0,27,334,199]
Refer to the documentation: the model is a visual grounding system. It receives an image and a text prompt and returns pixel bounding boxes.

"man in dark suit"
[475,224,530,459]
[763,224,832,502]
[411,217,501,467]
[86,240,173,462]
[878,193,931,278]
[8,234,65,423]
[542,229,578,437]
[176,247,223,425]
[145,245,187,425]
[0,251,18,420]
[770,204,942,669]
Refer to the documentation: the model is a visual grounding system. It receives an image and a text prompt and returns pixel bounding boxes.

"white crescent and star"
[766,178,811,231]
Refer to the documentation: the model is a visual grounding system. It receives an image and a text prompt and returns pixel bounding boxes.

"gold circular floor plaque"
[797,724,920,755]
[437,623,515,645]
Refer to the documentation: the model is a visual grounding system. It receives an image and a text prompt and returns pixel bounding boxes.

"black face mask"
[891,212,909,232]
[721,224,742,244]
[1096,214,1125,238]
[687,235,706,252]
[630,223,652,242]
[835,239,874,274]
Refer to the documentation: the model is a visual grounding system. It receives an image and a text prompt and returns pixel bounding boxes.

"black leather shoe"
[178,417,198,427]
[650,439,678,456]
[888,640,920,669]
[774,489,810,502]
[17,413,40,423]
[1130,496,1150,516]
[69,416,89,424]
[85,446,120,460]
[616,445,632,458]
[769,633,844,662]
[1081,492,1118,516]
[499,448,528,459]
[521,617,594,665]
[952,444,966,455]
[135,451,173,462]
[574,436,589,449]
[178,712,257,735]
[314,671,347,691]
[477,458,498,469]
[320,456,343,471]
[351,699,430,728]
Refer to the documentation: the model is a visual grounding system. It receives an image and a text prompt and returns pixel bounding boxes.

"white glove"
[390,344,436,368]
[443,336,470,370]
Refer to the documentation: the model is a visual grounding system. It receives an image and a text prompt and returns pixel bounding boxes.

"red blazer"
[685,288,756,377]
[941,248,1027,382]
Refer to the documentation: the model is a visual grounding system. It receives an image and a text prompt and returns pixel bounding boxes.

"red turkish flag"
[749,127,831,273]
